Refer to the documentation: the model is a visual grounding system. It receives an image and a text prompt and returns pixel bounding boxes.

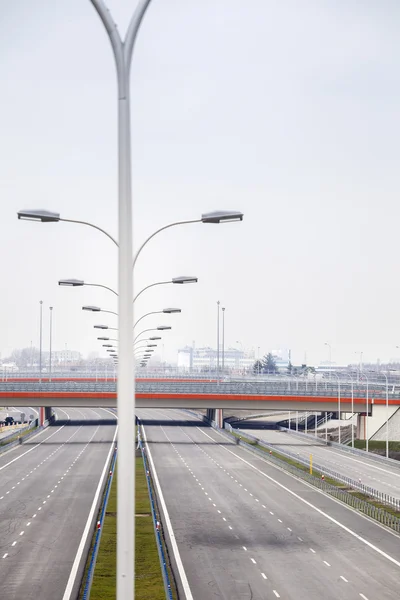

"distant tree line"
[253,353,316,376]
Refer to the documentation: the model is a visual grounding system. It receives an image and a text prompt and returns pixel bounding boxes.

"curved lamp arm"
[133,311,162,329]
[61,218,118,247]
[86,283,118,296]
[133,219,200,269]
[133,281,169,304]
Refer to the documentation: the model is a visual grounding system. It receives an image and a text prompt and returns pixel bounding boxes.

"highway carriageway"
[138,408,400,600]
[0,380,397,410]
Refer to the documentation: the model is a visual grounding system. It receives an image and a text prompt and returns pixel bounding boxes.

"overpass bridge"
[0,378,397,412]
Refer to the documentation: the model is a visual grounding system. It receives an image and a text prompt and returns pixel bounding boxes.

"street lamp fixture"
[83,305,118,316]
[201,210,243,223]
[59,279,117,296]
[94,325,118,330]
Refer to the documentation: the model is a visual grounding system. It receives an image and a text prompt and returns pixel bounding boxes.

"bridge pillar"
[39,407,45,426]
[215,408,224,428]
[206,409,215,422]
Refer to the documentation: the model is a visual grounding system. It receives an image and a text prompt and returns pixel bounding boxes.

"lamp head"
[17,209,60,222]
[201,210,243,224]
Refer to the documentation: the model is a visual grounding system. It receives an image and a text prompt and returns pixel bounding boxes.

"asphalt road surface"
[238,427,400,502]
[139,408,400,600]
[0,406,116,600]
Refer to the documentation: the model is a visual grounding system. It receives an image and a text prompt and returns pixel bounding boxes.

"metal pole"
[217,301,220,385]
[366,375,369,453]
[385,373,389,458]
[49,307,53,382]
[39,300,43,383]
[325,411,328,442]
[338,377,341,444]
[351,378,354,448]
[90,2,153,598]
[222,307,225,374]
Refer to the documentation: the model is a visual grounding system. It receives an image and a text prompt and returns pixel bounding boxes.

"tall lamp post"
[331,373,341,444]
[17,0,243,589]
[222,307,225,373]
[49,306,53,382]
[324,342,331,380]
[39,300,43,383]
[216,301,220,384]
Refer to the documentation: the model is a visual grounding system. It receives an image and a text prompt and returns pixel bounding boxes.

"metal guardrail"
[227,424,400,511]
[217,426,400,533]
[82,447,117,600]
[279,427,400,469]
[0,379,397,400]
[139,425,174,600]
[0,418,47,455]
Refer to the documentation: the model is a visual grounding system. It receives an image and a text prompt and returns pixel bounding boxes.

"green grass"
[85,457,167,600]
[229,430,400,518]
[0,426,37,446]
[352,440,400,452]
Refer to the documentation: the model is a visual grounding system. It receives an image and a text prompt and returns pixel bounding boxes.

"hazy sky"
[1,1,399,367]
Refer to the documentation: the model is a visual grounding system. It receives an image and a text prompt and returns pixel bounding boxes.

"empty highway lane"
[140,409,400,600]
[0,407,116,600]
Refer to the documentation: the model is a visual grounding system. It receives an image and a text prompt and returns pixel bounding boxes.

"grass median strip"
[83,456,166,600]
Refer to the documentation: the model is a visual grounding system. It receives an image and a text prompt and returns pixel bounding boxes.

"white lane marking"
[229,526,233,530]
[310,548,316,553]
[197,427,400,569]
[2,553,8,558]
[323,560,330,566]
[243,546,247,551]
[139,425,194,600]
[298,537,303,542]
[287,527,292,532]
[261,573,267,579]
[270,511,274,515]
[0,426,65,472]
[32,514,36,518]
[360,595,369,600]
[61,425,118,600]
[11,542,16,547]
[278,519,282,523]
[340,576,348,582]
[57,408,70,420]
[251,558,256,564]
[262,504,266,508]
[19,531,24,536]
[273,591,280,598]
[222,517,226,522]
[27,522,31,527]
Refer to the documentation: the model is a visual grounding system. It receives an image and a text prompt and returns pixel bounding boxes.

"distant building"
[178,346,255,372]
[51,350,82,365]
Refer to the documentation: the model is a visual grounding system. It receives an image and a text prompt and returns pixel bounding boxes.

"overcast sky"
[0,0,399,367]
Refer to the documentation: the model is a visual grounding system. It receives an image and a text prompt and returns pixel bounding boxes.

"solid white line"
[61,425,117,600]
[197,427,400,569]
[0,426,65,472]
[57,408,70,420]
[142,424,193,600]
